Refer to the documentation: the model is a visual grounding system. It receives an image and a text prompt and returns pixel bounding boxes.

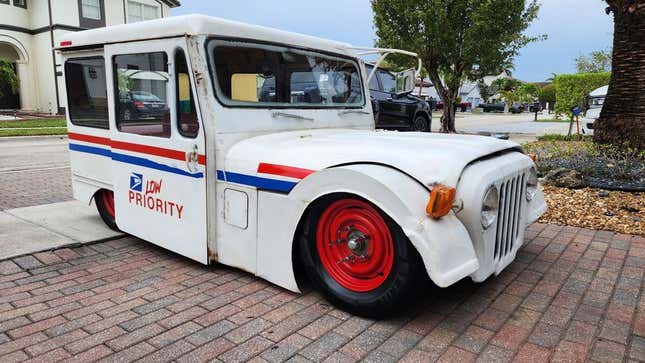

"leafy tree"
[372,0,542,132]
[519,83,540,102]
[594,0,644,149]
[116,69,133,93]
[538,83,556,105]
[575,49,612,73]
[0,58,19,98]
[477,80,493,103]
[491,78,537,106]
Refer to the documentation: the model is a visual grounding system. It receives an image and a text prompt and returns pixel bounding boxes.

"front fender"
[255,164,479,292]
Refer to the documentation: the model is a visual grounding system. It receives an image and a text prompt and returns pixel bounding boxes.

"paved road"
[0,136,72,210]
[0,223,642,362]
[431,113,570,137]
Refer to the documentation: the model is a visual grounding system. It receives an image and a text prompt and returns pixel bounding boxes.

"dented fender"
[255,164,479,292]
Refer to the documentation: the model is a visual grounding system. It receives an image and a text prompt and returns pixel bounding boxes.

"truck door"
[106,38,208,263]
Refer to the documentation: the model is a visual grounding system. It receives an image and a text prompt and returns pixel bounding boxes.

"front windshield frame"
[205,37,366,109]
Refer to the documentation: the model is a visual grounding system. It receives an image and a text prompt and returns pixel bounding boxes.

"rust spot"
[208,248,218,263]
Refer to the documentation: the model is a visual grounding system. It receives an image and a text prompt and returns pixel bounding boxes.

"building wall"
[0,0,174,113]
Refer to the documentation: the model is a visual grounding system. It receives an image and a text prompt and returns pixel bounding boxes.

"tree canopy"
[372,0,542,132]
[0,59,18,98]
[575,49,612,73]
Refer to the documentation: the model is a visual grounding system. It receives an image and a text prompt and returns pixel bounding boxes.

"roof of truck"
[57,14,354,56]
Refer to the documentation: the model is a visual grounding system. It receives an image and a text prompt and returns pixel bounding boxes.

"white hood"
[223,129,522,189]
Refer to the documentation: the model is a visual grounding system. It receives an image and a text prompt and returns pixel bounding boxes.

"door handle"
[185,145,199,173]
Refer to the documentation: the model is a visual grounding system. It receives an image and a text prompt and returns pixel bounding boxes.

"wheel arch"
[256,163,478,293]
[412,110,431,129]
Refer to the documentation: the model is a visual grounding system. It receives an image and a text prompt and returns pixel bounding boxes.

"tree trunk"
[594,1,645,149]
[441,94,457,133]
[425,66,457,133]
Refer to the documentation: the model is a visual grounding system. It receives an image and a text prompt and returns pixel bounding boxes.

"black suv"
[366,65,432,132]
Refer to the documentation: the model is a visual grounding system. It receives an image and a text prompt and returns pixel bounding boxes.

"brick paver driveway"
[0,223,643,362]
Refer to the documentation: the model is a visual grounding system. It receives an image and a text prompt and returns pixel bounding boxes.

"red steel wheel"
[101,190,115,219]
[96,189,119,231]
[315,199,394,292]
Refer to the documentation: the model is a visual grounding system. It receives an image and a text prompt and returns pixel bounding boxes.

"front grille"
[493,172,527,261]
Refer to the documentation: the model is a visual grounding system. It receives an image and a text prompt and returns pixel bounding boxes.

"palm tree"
[0,58,19,98]
[594,0,644,149]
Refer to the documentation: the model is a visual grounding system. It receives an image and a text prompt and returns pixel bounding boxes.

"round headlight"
[526,167,538,201]
[481,185,499,229]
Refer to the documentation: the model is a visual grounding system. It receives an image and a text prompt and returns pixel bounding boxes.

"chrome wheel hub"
[347,230,369,256]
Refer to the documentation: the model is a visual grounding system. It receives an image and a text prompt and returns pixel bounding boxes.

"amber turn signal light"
[527,153,538,162]
[426,184,456,219]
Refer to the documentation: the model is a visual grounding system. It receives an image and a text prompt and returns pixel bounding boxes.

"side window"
[114,52,170,138]
[366,66,380,91]
[65,57,109,129]
[175,49,199,138]
[378,70,396,93]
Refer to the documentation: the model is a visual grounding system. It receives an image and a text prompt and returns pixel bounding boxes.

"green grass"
[534,118,571,123]
[0,118,66,128]
[0,127,67,137]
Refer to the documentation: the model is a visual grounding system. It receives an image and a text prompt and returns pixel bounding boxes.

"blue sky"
[172,1,614,82]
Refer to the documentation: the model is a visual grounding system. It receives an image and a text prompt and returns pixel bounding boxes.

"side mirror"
[395,68,416,94]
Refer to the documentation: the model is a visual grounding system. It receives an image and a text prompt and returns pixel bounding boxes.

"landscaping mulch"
[538,184,644,235]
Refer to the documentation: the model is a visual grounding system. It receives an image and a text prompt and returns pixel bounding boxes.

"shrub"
[554,73,610,118]
[537,134,591,142]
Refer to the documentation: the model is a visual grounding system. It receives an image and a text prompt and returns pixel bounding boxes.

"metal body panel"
[256,164,480,291]
[217,184,257,273]
[105,38,208,264]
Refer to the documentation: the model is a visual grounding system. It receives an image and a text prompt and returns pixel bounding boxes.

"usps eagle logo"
[129,173,143,192]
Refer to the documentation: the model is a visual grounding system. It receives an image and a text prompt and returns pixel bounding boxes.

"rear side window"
[114,52,170,138]
[175,49,199,138]
[207,40,365,108]
[65,57,109,129]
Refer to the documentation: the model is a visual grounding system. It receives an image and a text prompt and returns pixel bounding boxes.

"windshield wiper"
[271,112,314,121]
[338,110,371,116]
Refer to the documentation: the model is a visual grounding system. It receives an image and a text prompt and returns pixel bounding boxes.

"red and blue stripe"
[68,133,315,192]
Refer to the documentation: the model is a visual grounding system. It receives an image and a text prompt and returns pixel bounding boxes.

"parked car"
[581,85,608,135]
[478,102,506,113]
[119,91,168,121]
[529,102,542,113]
[366,64,432,132]
[510,102,525,114]
[435,101,471,112]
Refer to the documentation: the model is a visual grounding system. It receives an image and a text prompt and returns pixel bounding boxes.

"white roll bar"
[344,46,423,83]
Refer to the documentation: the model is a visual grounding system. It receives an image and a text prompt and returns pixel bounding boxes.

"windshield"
[587,96,605,108]
[207,40,365,108]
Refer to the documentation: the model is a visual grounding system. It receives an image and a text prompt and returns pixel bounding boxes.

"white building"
[0,0,180,114]
[418,71,512,108]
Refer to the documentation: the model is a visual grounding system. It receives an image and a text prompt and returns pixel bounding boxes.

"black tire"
[412,115,430,132]
[95,190,119,231]
[299,195,421,318]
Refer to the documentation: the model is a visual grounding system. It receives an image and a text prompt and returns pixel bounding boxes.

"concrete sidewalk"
[0,200,123,260]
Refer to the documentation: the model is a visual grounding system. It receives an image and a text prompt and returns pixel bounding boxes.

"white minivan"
[59,15,546,316]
